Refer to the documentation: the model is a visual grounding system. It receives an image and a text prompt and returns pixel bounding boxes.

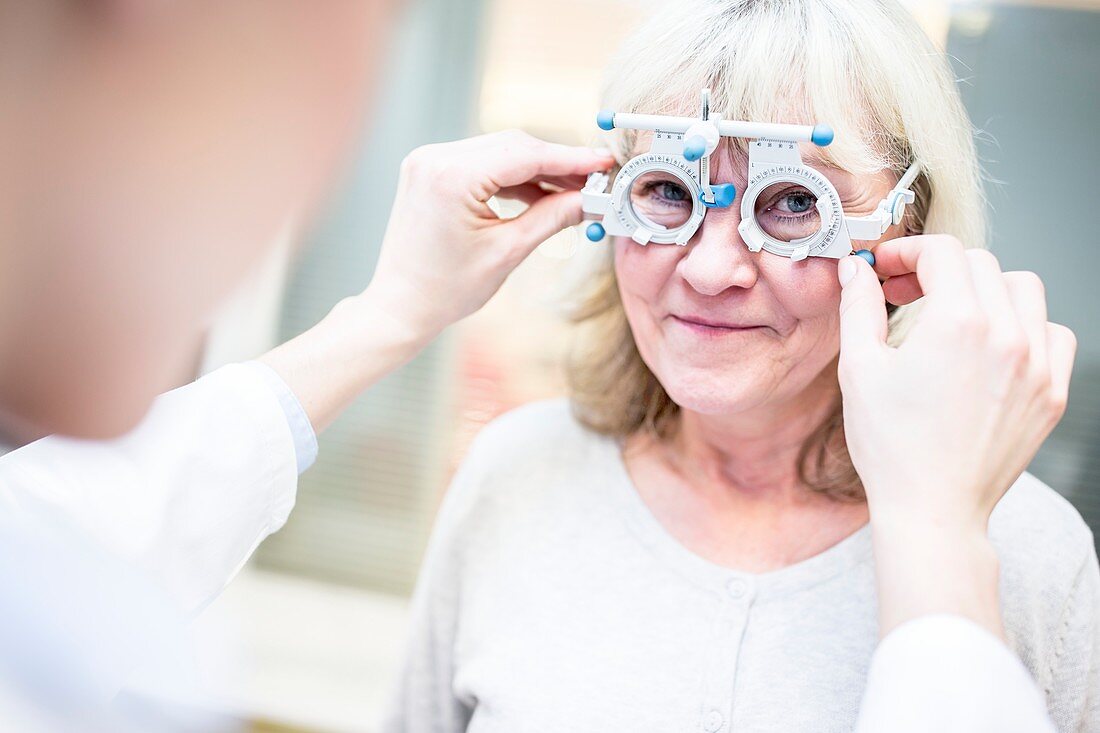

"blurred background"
[161,0,1100,729]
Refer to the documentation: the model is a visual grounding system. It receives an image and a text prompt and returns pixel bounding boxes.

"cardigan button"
[726,578,748,599]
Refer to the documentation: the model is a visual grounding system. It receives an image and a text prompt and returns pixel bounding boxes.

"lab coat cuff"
[242,361,319,474]
[857,613,1055,733]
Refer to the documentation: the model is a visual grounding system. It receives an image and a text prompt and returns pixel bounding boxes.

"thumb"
[501,190,583,259]
[838,255,889,358]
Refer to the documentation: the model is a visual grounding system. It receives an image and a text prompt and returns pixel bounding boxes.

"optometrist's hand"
[365,130,614,342]
[262,131,613,432]
[835,235,1077,637]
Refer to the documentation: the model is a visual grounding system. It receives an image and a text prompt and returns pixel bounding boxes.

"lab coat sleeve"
[0,362,312,615]
[857,614,1057,733]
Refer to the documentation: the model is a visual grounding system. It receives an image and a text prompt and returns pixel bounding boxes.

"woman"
[382,0,1098,730]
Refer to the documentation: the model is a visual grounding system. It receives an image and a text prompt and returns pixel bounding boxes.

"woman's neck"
[668,364,842,503]
[623,365,868,572]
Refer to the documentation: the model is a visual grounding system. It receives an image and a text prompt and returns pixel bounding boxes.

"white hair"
[597,0,987,340]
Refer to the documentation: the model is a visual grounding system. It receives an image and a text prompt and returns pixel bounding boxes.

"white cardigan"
[382,400,1096,732]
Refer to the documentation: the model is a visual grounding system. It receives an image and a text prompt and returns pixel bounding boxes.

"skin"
[0,0,397,440]
[615,142,1075,637]
[618,144,906,572]
[261,132,614,432]
[0,2,615,444]
[842,239,1075,636]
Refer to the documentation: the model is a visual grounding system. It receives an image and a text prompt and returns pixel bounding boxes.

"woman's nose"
[677,213,758,296]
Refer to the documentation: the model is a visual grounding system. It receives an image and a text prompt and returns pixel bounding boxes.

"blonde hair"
[568,0,987,501]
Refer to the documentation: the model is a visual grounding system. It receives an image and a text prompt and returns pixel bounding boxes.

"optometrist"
[0,3,1068,732]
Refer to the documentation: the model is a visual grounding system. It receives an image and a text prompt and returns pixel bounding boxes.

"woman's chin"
[659,370,774,416]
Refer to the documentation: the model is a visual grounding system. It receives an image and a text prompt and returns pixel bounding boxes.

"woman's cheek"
[613,237,683,301]
[763,256,842,320]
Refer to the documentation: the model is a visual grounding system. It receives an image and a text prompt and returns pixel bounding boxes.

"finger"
[870,237,980,311]
[464,134,615,195]
[881,272,923,306]
[497,177,590,205]
[869,236,922,277]
[966,250,1021,342]
[1003,271,1050,378]
[462,129,613,167]
[496,183,547,208]
[528,173,593,191]
[499,190,583,261]
[837,255,889,361]
[1046,322,1077,409]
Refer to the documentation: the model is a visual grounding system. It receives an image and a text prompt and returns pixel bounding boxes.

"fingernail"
[591,147,613,157]
[838,256,858,287]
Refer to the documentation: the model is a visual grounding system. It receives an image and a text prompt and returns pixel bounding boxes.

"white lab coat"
[0,363,1058,732]
[0,363,299,616]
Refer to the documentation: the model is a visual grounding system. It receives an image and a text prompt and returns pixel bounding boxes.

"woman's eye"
[628,173,693,229]
[655,182,688,203]
[776,190,816,214]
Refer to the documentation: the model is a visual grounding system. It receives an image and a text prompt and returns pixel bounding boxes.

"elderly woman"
[382,0,1098,730]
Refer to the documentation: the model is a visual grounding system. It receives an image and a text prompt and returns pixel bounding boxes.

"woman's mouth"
[668,314,767,336]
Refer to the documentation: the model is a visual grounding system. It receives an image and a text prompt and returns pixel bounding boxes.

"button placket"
[697,578,756,733]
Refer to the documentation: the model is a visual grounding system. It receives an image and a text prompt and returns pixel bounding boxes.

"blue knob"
[586,222,606,242]
[811,124,834,147]
[683,135,707,161]
[700,183,737,208]
[596,110,615,131]
[853,249,875,266]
